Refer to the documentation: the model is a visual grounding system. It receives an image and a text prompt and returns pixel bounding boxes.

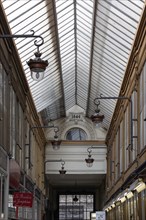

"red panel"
[13,192,33,207]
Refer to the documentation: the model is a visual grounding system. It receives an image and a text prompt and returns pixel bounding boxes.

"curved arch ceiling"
[1,0,145,130]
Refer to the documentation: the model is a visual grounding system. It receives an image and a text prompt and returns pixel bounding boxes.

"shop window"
[124,106,131,170]
[131,90,138,161]
[0,63,10,150]
[111,142,115,184]
[0,62,25,168]
[66,128,87,140]
[120,120,124,174]
[115,128,120,180]
[139,62,146,150]
[10,88,16,159]
[8,193,33,219]
[24,121,31,171]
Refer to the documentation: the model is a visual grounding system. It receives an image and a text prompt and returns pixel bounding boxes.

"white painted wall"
[45,144,107,174]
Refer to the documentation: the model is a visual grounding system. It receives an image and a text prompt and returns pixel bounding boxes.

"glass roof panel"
[59,20,74,34]
[57,4,74,19]
[7,2,47,26]
[1,0,145,129]
[77,2,93,20]
[129,0,145,8]
[59,30,74,43]
[99,0,138,26]
[97,3,136,33]
[1,0,20,9]
[56,0,73,12]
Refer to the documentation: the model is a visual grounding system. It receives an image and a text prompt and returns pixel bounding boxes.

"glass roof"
[1,0,145,130]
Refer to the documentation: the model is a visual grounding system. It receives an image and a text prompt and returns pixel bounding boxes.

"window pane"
[66,128,87,140]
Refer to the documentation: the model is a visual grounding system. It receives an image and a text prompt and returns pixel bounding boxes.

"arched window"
[66,128,87,140]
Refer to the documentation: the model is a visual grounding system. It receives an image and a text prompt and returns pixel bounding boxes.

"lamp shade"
[27,51,48,81]
[31,69,45,81]
[85,157,94,167]
[59,167,66,175]
[91,113,104,124]
[51,140,61,150]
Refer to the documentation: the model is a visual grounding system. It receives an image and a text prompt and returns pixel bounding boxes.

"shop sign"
[13,192,33,207]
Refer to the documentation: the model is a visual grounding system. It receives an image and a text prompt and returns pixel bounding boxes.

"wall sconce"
[116,193,126,203]
[114,200,121,206]
[129,178,146,193]
[50,127,62,150]
[85,147,94,167]
[106,179,146,210]
[45,159,66,175]
[124,190,134,199]
[91,100,104,124]
[0,30,48,81]
[85,146,106,167]
[92,94,133,150]
[134,181,146,193]
[111,203,116,208]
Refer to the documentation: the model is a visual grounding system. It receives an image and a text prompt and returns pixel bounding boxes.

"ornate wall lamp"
[44,159,66,175]
[85,147,94,167]
[91,94,134,150]
[50,127,62,150]
[0,30,48,81]
[59,161,66,175]
[26,125,61,168]
[91,100,104,124]
[85,146,106,167]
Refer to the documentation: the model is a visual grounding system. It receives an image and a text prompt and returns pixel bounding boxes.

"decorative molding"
[60,119,97,140]
[67,112,85,123]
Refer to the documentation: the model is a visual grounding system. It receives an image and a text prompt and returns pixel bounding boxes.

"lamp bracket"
[54,127,59,136]
[44,159,66,174]
[87,146,105,152]
[0,30,44,50]
[44,159,63,164]
[94,94,131,102]
[61,161,65,166]
[87,146,99,153]
[94,99,100,107]
[87,146,93,154]
[28,125,59,168]
[94,94,133,150]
